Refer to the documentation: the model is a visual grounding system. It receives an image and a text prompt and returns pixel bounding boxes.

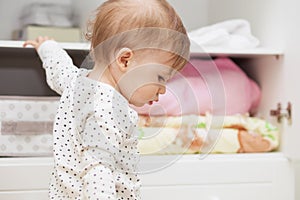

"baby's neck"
[87,66,119,91]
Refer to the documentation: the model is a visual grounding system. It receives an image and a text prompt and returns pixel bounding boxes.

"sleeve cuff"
[37,40,60,59]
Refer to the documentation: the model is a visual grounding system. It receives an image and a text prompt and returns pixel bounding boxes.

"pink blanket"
[132,58,261,116]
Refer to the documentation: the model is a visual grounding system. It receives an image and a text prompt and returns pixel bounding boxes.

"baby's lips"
[148,98,159,105]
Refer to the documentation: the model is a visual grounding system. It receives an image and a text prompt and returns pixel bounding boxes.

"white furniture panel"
[0,153,294,200]
[0,157,52,191]
[0,191,48,200]
[141,184,273,200]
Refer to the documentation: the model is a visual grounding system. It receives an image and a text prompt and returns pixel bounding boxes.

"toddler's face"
[117,51,176,107]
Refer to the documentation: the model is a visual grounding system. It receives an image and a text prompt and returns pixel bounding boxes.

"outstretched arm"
[24,36,79,95]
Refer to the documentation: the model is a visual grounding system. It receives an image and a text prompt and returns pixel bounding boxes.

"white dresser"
[0,153,294,200]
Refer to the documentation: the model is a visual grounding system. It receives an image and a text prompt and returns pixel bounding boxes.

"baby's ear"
[116,48,133,72]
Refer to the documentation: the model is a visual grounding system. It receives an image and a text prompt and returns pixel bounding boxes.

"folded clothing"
[188,19,260,49]
[0,96,276,156]
[19,25,81,43]
[133,58,261,116]
[20,3,73,27]
[137,114,279,155]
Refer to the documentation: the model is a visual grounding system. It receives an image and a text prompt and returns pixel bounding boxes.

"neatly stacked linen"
[0,96,279,156]
[132,56,279,155]
[0,96,59,156]
[132,58,261,116]
[137,114,279,155]
[188,19,260,49]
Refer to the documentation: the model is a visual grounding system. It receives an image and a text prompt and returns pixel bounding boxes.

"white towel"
[188,19,260,49]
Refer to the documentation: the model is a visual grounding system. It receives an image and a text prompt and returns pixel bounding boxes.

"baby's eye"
[158,75,165,82]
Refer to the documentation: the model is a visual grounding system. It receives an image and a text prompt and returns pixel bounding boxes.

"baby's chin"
[129,100,148,108]
[130,102,145,107]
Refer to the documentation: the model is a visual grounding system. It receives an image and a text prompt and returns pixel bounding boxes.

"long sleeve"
[37,40,79,95]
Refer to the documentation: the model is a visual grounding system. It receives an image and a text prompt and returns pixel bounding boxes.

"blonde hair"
[86,0,190,70]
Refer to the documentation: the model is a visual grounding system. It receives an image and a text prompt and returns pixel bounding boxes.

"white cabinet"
[139,153,294,200]
[206,0,300,161]
[0,0,300,199]
[0,153,294,200]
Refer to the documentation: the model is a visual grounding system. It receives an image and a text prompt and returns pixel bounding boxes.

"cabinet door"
[279,0,300,160]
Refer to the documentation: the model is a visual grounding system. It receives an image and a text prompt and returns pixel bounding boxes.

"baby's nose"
[158,85,166,95]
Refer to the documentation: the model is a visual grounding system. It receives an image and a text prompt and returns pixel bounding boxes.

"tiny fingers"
[23,36,53,50]
[23,40,38,48]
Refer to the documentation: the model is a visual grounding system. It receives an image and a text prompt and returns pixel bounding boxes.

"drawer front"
[0,183,290,200]
[141,184,274,200]
[0,163,52,190]
[0,154,294,200]
[0,190,48,200]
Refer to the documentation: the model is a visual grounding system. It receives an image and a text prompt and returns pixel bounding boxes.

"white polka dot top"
[37,40,141,200]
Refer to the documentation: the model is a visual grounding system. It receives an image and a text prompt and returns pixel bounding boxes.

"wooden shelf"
[0,152,286,166]
[0,40,284,58]
[0,40,90,51]
[190,46,284,58]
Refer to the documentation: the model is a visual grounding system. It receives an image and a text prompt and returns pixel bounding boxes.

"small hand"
[23,36,53,50]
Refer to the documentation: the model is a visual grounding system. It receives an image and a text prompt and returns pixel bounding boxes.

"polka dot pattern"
[38,40,141,199]
[0,96,59,156]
